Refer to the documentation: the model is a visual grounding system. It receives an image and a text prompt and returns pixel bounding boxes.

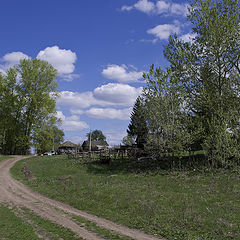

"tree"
[143,65,190,156]
[122,135,135,146]
[162,0,240,165]
[127,97,148,149]
[0,59,58,154]
[33,118,64,154]
[139,0,240,166]
[87,129,106,141]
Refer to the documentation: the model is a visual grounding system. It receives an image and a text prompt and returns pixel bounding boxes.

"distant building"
[58,141,77,154]
[82,140,109,151]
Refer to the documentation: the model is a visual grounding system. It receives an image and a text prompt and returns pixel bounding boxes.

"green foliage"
[33,120,64,154]
[0,59,58,154]
[141,0,240,166]
[87,129,106,141]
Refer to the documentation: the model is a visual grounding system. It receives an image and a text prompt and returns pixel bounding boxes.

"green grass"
[11,155,240,240]
[71,214,132,240]
[0,155,13,162]
[0,205,83,240]
[0,205,40,240]
[19,208,82,240]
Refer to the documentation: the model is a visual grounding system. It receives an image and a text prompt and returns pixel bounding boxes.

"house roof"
[59,141,77,148]
[82,140,109,147]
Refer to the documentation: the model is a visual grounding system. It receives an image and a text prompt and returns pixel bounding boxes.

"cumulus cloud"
[37,46,78,80]
[70,109,84,115]
[156,1,170,14]
[57,91,99,109]
[104,130,127,146]
[57,83,142,109]
[102,64,143,83]
[0,52,30,74]
[147,24,180,40]
[56,111,89,131]
[121,0,189,16]
[0,46,79,81]
[86,107,132,120]
[134,0,155,14]
[57,84,142,120]
[93,83,142,106]
[171,3,189,16]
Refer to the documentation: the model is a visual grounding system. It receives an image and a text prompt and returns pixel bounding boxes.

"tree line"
[0,59,64,155]
[127,0,240,167]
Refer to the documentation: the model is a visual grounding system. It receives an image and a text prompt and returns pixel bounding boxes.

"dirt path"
[0,156,162,240]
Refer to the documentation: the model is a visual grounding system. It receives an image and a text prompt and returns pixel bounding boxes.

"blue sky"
[0,0,194,145]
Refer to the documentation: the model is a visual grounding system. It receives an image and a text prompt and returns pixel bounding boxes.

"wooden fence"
[67,148,142,162]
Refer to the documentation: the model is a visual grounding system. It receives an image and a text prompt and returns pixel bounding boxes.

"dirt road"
[0,156,162,240]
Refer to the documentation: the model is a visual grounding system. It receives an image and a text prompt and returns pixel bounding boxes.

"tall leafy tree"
[87,129,106,141]
[162,0,240,165]
[143,65,190,155]
[0,59,58,154]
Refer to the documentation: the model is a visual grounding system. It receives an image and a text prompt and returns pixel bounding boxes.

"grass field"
[0,155,12,162]
[0,205,83,240]
[11,155,240,240]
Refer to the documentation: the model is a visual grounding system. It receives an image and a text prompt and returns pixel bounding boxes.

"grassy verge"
[0,155,13,162]
[71,214,132,240]
[0,205,40,240]
[11,155,240,240]
[0,205,83,240]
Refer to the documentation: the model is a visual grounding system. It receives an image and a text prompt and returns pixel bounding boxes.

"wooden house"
[82,140,109,152]
[58,141,77,154]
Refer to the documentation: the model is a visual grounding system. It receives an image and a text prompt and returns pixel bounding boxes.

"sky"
[0,0,194,146]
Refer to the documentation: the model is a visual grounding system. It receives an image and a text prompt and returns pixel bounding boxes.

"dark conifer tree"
[127,97,148,149]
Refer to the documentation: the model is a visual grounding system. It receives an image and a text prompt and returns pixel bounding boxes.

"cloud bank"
[121,0,189,16]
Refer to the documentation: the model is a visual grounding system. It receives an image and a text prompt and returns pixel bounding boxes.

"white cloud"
[147,24,180,40]
[66,136,83,144]
[104,130,127,146]
[57,91,98,109]
[134,0,155,14]
[171,3,189,16]
[0,52,30,74]
[180,33,197,43]
[0,46,78,81]
[93,83,142,106]
[102,64,143,83]
[56,111,89,131]
[36,46,77,77]
[57,83,142,120]
[121,5,133,11]
[86,107,132,120]
[70,109,84,115]
[57,83,142,110]
[121,1,189,16]
[156,1,170,14]
[60,73,80,82]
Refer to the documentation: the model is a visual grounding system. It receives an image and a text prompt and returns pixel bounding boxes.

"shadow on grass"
[84,154,208,176]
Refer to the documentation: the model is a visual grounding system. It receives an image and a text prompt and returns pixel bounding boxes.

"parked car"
[43,150,56,156]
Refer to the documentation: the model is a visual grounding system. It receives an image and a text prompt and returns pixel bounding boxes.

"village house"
[58,141,77,154]
[82,140,109,152]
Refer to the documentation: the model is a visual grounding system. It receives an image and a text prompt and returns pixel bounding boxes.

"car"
[43,152,52,156]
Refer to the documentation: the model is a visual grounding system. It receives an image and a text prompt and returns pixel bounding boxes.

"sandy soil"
[0,156,162,240]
